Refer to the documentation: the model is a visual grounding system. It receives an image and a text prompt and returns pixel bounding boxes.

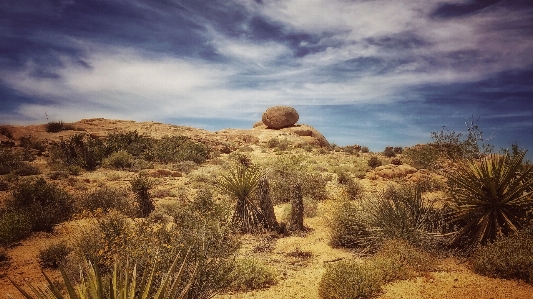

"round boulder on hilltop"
[262,106,299,129]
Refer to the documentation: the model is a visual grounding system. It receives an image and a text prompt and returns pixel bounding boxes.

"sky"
[1,0,532,155]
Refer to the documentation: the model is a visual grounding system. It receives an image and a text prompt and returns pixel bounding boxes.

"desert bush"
[45,121,74,133]
[337,172,364,200]
[38,242,72,268]
[445,152,533,250]
[0,179,9,191]
[49,134,105,171]
[102,150,134,169]
[393,147,403,154]
[0,126,13,139]
[470,227,533,283]
[361,146,369,153]
[265,155,328,204]
[7,178,73,232]
[390,158,402,165]
[75,187,136,217]
[146,136,210,164]
[228,258,277,291]
[319,239,435,299]
[367,156,382,169]
[319,258,382,299]
[0,148,23,175]
[266,137,289,151]
[0,210,33,245]
[130,175,154,218]
[402,144,439,170]
[383,147,396,158]
[19,135,46,152]
[12,163,40,176]
[365,186,439,245]
[329,201,372,249]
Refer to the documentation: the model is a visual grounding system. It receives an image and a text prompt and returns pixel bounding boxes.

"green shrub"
[319,239,435,299]
[470,227,533,283]
[7,178,73,232]
[367,156,382,169]
[228,258,277,291]
[0,210,33,245]
[49,134,105,170]
[75,187,136,217]
[267,138,289,151]
[329,201,372,249]
[45,121,74,133]
[13,163,41,176]
[38,242,72,268]
[446,152,533,250]
[102,150,134,169]
[146,136,210,164]
[383,147,396,158]
[337,173,364,200]
[402,144,439,170]
[319,259,383,299]
[19,135,46,152]
[0,148,22,175]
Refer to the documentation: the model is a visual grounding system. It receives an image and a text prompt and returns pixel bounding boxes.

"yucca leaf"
[41,270,65,299]
[7,276,35,299]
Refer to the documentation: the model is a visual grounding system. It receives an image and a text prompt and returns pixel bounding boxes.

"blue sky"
[1,0,532,154]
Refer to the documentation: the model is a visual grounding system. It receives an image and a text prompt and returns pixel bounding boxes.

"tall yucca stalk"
[446,151,533,250]
[7,249,197,299]
[218,163,264,233]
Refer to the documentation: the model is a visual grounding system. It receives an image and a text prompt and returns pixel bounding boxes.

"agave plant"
[7,249,197,299]
[218,162,265,233]
[446,151,533,250]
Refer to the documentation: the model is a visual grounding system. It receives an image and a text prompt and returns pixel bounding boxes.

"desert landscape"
[0,110,532,299]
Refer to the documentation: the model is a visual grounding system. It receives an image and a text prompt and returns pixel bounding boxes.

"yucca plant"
[7,249,197,299]
[446,151,533,250]
[218,162,265,233]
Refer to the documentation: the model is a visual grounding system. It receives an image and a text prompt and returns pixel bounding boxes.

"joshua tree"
[218,163,265,233]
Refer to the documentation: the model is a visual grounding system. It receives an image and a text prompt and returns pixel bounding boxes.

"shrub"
[38,242,72,268]
[365,186,438,245]
[267,138,289,151]
[228,258,277,291]
[45,121,73,133]
[402,144,439,170]
[319,239,435,299]
[361,146,369,153]
[12,163,41,176]
[319,259,383,299]
[19,135,46,152]
[101,150,134,169]
[0,179,9,191]
[7,178,73,232]
[367,156,382,169]
[130,175,154,218]
[0,210,33,245]
[75,187,136,217]
[146,136,211,164]
[49,134,105,171]
[390,158,402,165]
[337,173,364,200]
[329,201,372,249]
[0,148,22,175]
[470,227,533,283]
[393,147,403,154]
[383,147,396,158]
[445,152,533,250]
[0,126,13,139]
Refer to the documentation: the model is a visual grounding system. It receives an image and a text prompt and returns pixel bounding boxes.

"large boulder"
[262,106,299,129]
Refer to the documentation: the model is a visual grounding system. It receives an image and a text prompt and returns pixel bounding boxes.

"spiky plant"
[446,151,533,250]
[218,163,264,233]
[7,249,197,299]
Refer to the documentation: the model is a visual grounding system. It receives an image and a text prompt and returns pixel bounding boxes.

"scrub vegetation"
[1,119,531,299]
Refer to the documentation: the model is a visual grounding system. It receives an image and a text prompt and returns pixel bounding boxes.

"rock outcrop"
[262,106,299,129]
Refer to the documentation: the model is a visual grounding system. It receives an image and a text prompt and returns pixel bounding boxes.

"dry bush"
[227,258,277,291]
